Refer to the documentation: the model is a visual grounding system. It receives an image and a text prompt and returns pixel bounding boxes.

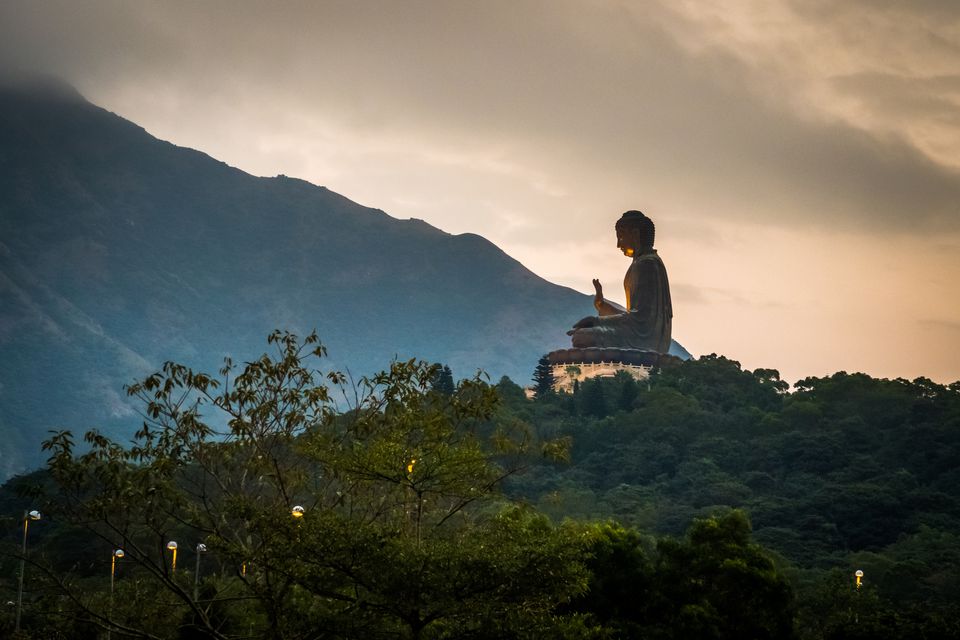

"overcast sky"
[3,0,959,383]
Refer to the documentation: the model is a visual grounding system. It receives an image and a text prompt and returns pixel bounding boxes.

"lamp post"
[292,505,305,545]
[167,540,178,573]
[194,543,207,600]
[15,509,41,632]
[108,549,124,640]
[854,569,864,624]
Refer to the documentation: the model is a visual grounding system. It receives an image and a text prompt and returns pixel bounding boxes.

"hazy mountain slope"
[0,80,689,478]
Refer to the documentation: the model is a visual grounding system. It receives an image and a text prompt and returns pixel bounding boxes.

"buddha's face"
[616,226,641,257]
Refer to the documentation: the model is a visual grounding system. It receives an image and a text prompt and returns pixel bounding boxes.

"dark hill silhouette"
[0,79,690,478]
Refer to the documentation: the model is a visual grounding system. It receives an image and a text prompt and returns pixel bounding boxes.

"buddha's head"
[615,210,655,257]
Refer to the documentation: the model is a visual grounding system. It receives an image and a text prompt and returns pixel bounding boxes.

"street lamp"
[194,543,207,600]
[15,509,41,632]
[108,549,124,640]
[291,505,305,519]
[855,569,864,589]
[167,541,178,573]
[111,548,124,588]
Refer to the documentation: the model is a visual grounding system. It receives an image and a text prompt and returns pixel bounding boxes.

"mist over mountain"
[0,79,689,478]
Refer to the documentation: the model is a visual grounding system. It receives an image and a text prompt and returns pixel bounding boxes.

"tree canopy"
[12,331,585,639]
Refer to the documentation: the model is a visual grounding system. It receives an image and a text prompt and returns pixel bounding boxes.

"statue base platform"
[545,348,678,393]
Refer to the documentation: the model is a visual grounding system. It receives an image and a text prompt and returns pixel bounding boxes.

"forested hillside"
[2,341,958,638]
[499,356,960,636]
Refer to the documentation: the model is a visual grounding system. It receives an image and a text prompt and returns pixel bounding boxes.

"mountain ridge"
[0,79,689,478]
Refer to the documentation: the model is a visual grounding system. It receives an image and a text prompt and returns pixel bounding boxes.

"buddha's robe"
[570,250,672,353]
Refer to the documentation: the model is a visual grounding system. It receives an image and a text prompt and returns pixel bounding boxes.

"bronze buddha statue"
[567,211,673,353]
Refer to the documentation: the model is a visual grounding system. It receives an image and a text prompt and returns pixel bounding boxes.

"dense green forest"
[2,335,959,638]
[502,356,960,637]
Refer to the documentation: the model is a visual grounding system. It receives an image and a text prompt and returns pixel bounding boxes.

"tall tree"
[34,331,583,639]
[616,371,639,412]
[532,355,555,399]
[579,378,607,418]
[642,511,796,639]
[430,364,455,395]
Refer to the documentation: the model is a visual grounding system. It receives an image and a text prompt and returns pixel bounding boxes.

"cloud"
[2,0,959,238]
[829,72,960,165]
[656,0,960,169]
[920,318,960,332]
[671,283,786,310]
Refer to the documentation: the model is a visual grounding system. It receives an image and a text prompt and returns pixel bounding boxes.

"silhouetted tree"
[430,363,455,395]
[532,355,554,399]
[616,372,639,412]
[579,378,607,418]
